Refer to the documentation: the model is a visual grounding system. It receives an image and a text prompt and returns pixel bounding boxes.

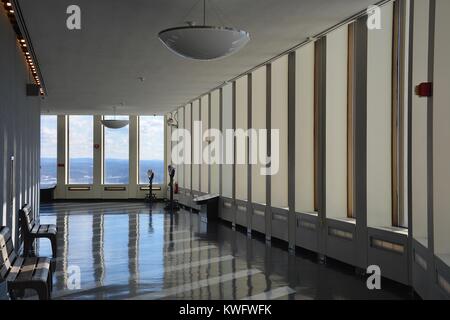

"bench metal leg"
[47,270,53,292]
[8,289,17,300]
[50,235,57,258]
[36,283,50,300]
[23,237,33,256]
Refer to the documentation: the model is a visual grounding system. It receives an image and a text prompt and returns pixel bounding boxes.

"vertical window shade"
[192,100,200,192]
[210,90,221,194]
[235,76,248,201]
[185,104,192,190]
[178,108,185,188]
[367,2,393,227]
[411,0,429,243]
[201,95,209,193]
[166,114,172,165]
[271,56,289,209]
[325,25,348,219]
[166,115,172,187]
[222,83,233,198]
[433,0,450,255]
[295,43,315,213]
[251,67,267,204]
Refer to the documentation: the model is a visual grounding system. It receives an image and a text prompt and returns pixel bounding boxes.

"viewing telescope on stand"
[165,165,180,213]
[145,169,156,204]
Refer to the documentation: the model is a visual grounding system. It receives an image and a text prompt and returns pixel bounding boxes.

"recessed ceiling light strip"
[1,0,46,95]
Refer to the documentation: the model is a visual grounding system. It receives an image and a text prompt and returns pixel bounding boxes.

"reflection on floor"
[34,201,412,300]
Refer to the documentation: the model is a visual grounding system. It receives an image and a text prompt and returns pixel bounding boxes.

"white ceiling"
[19,0,378,115]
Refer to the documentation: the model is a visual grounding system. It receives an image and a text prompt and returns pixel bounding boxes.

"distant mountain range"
[40,158,164,187]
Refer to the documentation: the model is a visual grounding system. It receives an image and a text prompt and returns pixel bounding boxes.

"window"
[104,115,129,184]
[68,116,93,184]
[40,115,57,187]
[138,116,164,185]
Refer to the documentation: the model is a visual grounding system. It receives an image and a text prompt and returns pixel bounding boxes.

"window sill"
[436,253,450,268]
[371,226,408,236]
[328,217,356,225]
[414,237,428,248]
[298,211,319,217]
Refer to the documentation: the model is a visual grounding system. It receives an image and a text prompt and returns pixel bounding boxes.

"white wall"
[295,42,315,213]
[366,2,393,227]
[325,25,348,219]
[0,12,41,247]
[271,56,289,209]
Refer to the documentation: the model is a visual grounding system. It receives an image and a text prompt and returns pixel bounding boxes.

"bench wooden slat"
[46,225,57,234]
[5,256,24,282]
[15,257,39,282]
[32,258,51,282]
[31,224,39,234]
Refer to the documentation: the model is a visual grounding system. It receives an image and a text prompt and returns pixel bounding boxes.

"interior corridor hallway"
[33,201,412,300]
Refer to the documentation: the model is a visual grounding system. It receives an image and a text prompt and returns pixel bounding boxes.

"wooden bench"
[0,227,52,300]
[19,205,57,258]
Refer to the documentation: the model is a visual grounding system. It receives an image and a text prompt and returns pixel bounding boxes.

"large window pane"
[40,115,57,187]
[104,115,129,184]
[139,116,164,184]
[68,116,94,184]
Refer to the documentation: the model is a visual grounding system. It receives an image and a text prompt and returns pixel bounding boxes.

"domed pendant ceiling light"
[101,105,129,129]
[158,0,250,60]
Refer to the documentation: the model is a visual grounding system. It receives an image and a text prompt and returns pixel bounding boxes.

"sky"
[40,115,164,160]
[41,115,57,158]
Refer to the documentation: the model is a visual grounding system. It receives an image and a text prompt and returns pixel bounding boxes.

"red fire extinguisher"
[174,182,179,194]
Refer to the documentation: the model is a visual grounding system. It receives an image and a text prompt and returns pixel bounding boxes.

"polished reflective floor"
[35,201,412,300]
